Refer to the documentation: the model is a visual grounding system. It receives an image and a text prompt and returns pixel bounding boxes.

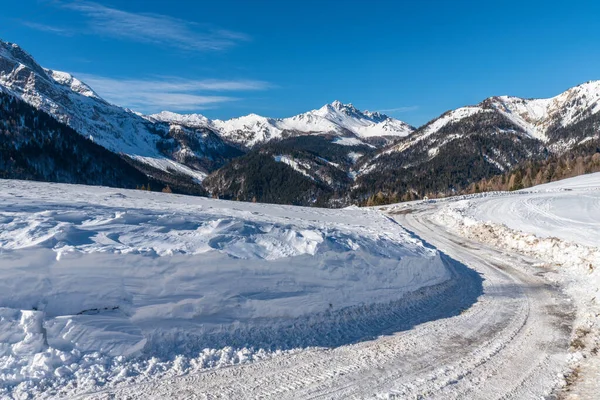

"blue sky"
[2,0,599,126]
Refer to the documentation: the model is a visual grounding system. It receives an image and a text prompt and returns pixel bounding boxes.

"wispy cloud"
[75,74,270,113]
[21,21,73,36]
[57,1,249,51]
[377,106,419,113]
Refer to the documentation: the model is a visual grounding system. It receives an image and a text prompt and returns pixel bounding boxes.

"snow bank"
[0,179,451,398]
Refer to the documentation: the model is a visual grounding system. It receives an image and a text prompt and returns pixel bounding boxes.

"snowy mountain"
[201,81,600,206]
[2,38,599,206]
[379,81,600,158]
[0,90,178,191]
[351,81,600,203]
[0,39,241,183]
[489,81,600,146]
[150,100,415,148]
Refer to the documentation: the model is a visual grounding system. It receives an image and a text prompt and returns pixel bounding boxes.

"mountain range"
[351,81,600,202]
[1,38,599,205]
[150,100,414,148]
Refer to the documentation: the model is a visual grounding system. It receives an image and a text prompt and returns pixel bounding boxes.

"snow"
[332,136,370,147]
[316,156,340,168]
[491,81,600,142]
[0,40,214,182]
[380,80,600,158]
[0,41,162,158]
[483,154,505,171]
[308,101,414,139]
[381,106,487,157]
[0,179,450,398]
[347,151,363,163]
[272,155,314,179]
[95,186,579,399]
[427,146,439,158]
[147,111,211,128]
[46,70,100,99]
[153,101,414,148]
[465,173,600,247]
[429,172,600,399]
[130,155,208,183]
[419,107,485,140]
[492,96,551,141]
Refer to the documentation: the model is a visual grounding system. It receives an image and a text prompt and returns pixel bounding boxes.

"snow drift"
[0,179,451,397]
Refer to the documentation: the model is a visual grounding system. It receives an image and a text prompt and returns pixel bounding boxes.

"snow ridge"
[490,81,600,142]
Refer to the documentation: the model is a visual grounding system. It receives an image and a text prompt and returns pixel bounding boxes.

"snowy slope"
[463,172,600,247]
[381,81,600,157]
[353,81,600,192]
[379,106,489,157]
[0,40,234,182]
[382,79,600,161]
[0,40,163,157]
[490,81,600,143]
[151,100,415,148]
[0,179,451,397]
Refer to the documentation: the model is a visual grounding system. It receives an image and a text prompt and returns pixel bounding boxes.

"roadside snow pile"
[434,200,600,276]
[432,172,600,398]
[0,179,451,398]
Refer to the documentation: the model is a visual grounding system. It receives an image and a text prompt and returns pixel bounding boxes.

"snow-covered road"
[81,207,574,399]
[428,172,600,399]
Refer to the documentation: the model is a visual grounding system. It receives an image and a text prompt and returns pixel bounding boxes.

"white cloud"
[75,74,270,113]
[55,1,249,51]
[377,106,419,113]
[21,21,73,36]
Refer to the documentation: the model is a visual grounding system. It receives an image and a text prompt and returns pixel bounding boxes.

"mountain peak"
[0,39,413,150]
[564,80,600,97]
[315,101,390,124]
[0,39,48,78]
[331,100,344,109]
[329,100,358,113]
[318,101,363,119]
[0,38,20,52]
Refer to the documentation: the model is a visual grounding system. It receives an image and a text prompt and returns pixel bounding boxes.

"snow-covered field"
[424,172,600,398]
[0,179,451,398]
[465,174,600,247]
